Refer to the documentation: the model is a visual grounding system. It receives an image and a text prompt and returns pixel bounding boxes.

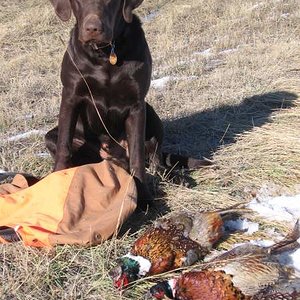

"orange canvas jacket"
[0,161,137,247]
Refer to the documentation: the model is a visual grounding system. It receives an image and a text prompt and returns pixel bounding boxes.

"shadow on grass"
[119,173,171,235]
[123,91,298,230]
[120,199,171,236]
[162,91,298,159]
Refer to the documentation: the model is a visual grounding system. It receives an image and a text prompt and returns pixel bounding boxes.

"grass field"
[1,0,300,299]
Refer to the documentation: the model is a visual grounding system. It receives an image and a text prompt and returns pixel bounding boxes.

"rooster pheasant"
[146,220,300,300]
[110,204,246,288]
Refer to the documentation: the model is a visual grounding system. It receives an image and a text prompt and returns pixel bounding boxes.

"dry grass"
[0,0,300,298]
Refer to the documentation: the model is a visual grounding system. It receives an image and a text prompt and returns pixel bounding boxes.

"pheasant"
[110,204,246,289]
[251,279,300,300]
[146,220,300,300]
[147,270,246,300]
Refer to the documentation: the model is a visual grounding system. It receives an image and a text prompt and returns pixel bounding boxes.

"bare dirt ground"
[0,0,300,299]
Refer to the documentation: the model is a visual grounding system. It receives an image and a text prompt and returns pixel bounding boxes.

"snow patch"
[8,130,46,142]
[223,191,300,277]
[174,75,198,81]
[248,194,300,223]
[177,58,197,66]
[219,48,238,55]
[16,114,34,121]
[142,10,159,22]
[281,13,290,18]
[249,239,275,247]
[224,218,259,235]
[151,76,171,89]
[35,152,50,158]
[278,249,300,273]
[151,76,198,89]
[194,48,237,58]
[232,239,275,249]
[249,3,264,10]
[203,59,224,71]
[265,227,284,240]
[194,48,212,56]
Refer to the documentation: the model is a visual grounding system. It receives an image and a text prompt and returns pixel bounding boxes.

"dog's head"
[49,0,143,45]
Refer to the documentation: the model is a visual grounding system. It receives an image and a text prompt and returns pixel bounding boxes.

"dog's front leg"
[54,88,79,171]
[125,102,151,208]
[126,102,146,181]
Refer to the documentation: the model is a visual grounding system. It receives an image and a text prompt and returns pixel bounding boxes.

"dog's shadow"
[123,91,297,232]
[119,199,170,236]
[163,91,297,159]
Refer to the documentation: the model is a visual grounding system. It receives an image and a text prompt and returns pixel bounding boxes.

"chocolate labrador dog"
[45,0,208,208]
[45,0,164,208]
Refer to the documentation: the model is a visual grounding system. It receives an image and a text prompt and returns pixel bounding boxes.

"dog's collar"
[90,41,117,65]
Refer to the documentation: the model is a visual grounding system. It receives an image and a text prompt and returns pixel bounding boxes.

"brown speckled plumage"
[175,270,246,300]
[252,279,300,300]
[131,205,247,275]
[111,206,247,289]
[207,221,300,296]
[131,223,208,275]
[146,221,300,300]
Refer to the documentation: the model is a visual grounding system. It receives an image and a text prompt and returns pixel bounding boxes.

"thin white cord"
[59,36,126,150]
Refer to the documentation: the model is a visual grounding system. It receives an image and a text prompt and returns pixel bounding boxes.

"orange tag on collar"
[109,52,117,65]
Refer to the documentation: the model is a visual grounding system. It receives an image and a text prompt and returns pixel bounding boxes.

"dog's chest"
[77,67,139,134]
[77,68,138,109]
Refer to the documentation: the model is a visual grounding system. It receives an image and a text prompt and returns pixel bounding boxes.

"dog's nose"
[83,14,103,34]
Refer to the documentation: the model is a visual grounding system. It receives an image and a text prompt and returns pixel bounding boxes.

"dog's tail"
[146,137,213,170]
[162,152,213,169]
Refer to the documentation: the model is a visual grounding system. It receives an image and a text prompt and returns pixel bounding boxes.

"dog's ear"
[123,0,143,23]
[49,0,72,22]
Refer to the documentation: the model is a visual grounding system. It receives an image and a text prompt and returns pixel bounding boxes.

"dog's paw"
[133,177,153,211]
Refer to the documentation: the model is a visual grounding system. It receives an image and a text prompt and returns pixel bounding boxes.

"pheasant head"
[146,279,177,299]
[110,254,151,289]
